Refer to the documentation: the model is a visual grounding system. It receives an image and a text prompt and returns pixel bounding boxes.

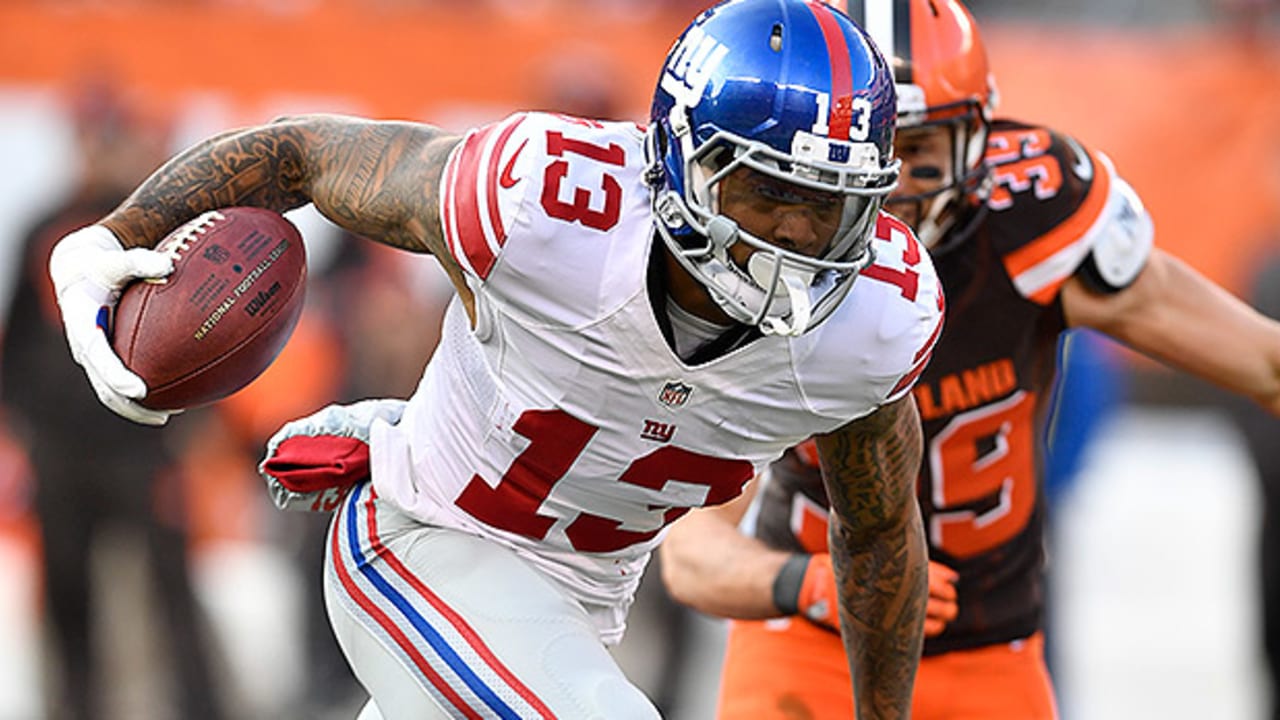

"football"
[111,207,308,411]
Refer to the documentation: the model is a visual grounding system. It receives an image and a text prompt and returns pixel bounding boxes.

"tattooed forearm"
[103,123,312,248]
[100,115,458,258]
[816,394,927,719]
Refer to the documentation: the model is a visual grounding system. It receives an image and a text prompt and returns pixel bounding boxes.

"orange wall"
[5,3,1278,293]
[4,2,685,121]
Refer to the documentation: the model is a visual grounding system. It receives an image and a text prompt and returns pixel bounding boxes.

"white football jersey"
[369,112,943,642]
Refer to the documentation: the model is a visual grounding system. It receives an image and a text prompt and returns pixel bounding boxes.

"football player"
[45,1,943,717]
[659,1,1280,718]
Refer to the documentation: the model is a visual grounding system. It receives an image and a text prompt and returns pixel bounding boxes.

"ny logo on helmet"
[659,26,728,109]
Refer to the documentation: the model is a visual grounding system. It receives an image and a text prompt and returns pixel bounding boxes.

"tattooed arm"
[99,115,474,309]
[815,393,927,720]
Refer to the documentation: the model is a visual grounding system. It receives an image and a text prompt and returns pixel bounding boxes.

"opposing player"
[659,1,1280,718]
[46,1,943,717]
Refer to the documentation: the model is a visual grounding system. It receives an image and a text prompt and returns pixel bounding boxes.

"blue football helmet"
[647,0,899,336]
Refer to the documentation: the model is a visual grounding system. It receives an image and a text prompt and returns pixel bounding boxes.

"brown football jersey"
[754,118,1121,654]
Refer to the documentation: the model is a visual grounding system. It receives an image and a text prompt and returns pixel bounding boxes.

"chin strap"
[749,253,813,337]
[659,209,820,337]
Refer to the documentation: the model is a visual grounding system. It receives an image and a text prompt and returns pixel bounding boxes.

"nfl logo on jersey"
[658,381,693,408]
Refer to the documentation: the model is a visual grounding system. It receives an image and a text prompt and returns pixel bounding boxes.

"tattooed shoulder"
[294,117,460,257]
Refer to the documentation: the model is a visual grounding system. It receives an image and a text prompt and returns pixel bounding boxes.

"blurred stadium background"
[0,0,1277,718]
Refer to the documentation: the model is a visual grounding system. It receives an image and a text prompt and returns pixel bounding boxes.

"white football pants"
[324,482,661,719]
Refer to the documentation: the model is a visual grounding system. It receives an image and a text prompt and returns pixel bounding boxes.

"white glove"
[259,398,408,511]
[48,224,175,425]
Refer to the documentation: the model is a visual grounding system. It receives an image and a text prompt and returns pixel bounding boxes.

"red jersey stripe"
[894,305,945,397]
[448,124,500,279]
[482,115,525,255]
[440,140,462,269]
[890,346,934,397]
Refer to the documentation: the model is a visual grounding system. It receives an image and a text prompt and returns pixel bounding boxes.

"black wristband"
[771,553,811,616]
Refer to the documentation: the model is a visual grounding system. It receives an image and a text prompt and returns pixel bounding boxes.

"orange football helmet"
[836,0,999,250]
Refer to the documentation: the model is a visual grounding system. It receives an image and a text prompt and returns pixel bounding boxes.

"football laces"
[162,210,226,262]
[148,210,226,284]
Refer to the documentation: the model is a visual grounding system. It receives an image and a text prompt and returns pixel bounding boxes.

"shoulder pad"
[1078,173,1154,293]
[986,124,1149,304]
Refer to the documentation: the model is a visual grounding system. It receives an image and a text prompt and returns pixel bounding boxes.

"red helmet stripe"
[805,1,853,140]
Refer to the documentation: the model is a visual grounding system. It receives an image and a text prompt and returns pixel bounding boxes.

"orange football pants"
[716,618,1058,720]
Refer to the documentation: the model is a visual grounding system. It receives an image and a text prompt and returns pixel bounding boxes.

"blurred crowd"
[0,75,454,719]
[11,0,1280,28]
[13,0,716,14]
[13,0,1280,18]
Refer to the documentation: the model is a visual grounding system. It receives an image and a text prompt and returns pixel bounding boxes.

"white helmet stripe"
[862,2,896,69]
[844,0,911,84]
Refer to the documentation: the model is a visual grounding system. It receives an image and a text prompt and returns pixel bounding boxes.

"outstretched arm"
[1064,248,1280,415]
[662,479,956,636]
[99,115,471,301]
[660,482,792,620]
[49,115,468,425]
[816,393,927,720]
